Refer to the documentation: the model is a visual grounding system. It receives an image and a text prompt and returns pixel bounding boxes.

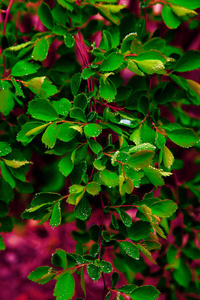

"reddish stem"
[3,0,15,35]
[98,194,104,260]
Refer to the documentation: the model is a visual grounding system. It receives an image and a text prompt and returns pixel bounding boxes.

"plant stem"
[98,194,104,260]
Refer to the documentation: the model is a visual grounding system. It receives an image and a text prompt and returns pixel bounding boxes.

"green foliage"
[1,0,200,299]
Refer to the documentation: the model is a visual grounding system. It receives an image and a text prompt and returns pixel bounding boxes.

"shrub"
[0,0,200,299]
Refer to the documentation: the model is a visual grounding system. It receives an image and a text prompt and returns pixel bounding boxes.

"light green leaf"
[11,61,40,76]
[136,59,165,75]
[38,2,54,30]
[128,150,154,169]
[84,123,102,137]
[42,123,58,148]
[50,201,61,227]
[86,182,101,195]
[32,37,49,61]
[58,152,74,177]
[25,76,46,96]
[167,128,199,148]
[28,99,58,121]
[54,273,75,300]
[4,159,32,168]
[127,60,145,76]
[100,169,119,187]
[171,5,197,18]
[119,241,139,260]
[163,146,174,169]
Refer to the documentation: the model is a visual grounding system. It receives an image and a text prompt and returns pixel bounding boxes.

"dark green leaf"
[0,161,15,188]
[119,241,139,260]
[0,142,12,156]
[75,197,91,221]
[64,33,75,48]
[71,73,82,96]
[86,264,101,281]
[28,99,58,121]
[167,128,199,148]
[38,2,54,30]
[99,77,117,102]
[28,266,56,284]
[116,208,132,227]
[0,235,6,250]
[74,93,87,110]
[130,285,160,300]
[174,50,200,72]
[52,249,67,269]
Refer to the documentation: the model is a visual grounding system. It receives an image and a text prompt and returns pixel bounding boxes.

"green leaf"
[86,264,101,281]
[100,169,119,187]
[143,167,165,186]
[0,235,6,250]
[0,161,15,188]
[71,73,82,96]
[53,98,71,116]
[58,152,74,177]
[100,52,123,72]
[98,260,113,273]
[38,2,54,30]
[64,33,75,48]
[50,201,61,227]
[162,5,181,29]
[129,285,160,300]
[84,123,102,137]
[128,150,154,169]
[0,142,12,157]
[28,266,56,284]
[70,108,86,122]
[32,37,49,61]
[54,273,75,300]
[11,78,25,98]
[167,128,199,148]
[116,208,132,227]
[11,61,40,76]
[42,123,58,149]
[88,139,102,154]
[171,5,197,18]
[173,257,191,288]
[174,50,200,72]
[82,68,95,79]
[30,193,61,207]
[167,0,200,9]
[57,123,78,142]
[86,182,101,196]
[119,241,139,260]
[52,249,67,270]
[28,99,58,121]
[75,197,91,220]
[111,272,119,287]
[74,93,88,110]
[99,76,117,102]
[128,221,151,241]
[150,200,178,218]
[121,33,143,54]
[0,89,14,116]
[127,60,145,76]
